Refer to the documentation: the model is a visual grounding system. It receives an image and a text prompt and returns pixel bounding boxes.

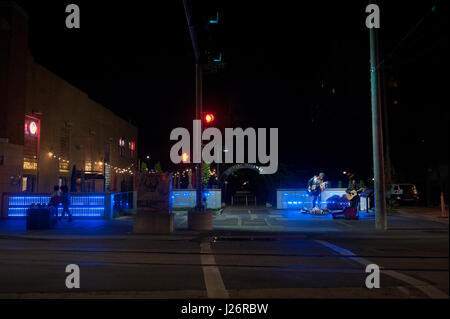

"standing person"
[308,173,326,209]
[49,185,61,220]
[60,185,72,222]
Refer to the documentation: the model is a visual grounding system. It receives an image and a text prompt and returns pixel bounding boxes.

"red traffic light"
[204,113,215,124]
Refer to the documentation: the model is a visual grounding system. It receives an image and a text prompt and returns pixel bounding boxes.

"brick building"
[0,2,138,212]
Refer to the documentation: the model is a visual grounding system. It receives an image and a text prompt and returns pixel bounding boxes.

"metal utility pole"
[195,63,204,211]
[184,0,204,212]
[369,22,387,230]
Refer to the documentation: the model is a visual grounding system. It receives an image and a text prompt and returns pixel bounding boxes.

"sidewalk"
[0,217,196,241]
[0,208,448,241]
[396,206,449,224]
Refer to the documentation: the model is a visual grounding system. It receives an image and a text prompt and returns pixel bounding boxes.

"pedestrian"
[60,185,72,222]
[49,185,61,220]
[308,172,326,209]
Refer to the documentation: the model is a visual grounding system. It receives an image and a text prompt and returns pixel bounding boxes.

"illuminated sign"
[29,121,38,135]
[25,120,39,136]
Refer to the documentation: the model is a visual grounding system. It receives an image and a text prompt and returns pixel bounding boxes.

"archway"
[219,164,274,206]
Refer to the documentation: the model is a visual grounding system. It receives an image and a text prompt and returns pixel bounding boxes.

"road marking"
[200,239,229,299]
[336,220,353,228]
[316,240,449,299]
[248,210,257,220]
[237,217,242,227]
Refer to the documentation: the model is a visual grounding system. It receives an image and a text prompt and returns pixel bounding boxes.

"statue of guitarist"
[308,172,326,209]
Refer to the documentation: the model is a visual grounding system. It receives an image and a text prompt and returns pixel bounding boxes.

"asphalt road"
[0,208,448,299]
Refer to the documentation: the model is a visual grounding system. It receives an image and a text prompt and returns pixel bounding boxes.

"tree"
[359,180,365,189]
[154,162,162,173]
[203,163,211,187]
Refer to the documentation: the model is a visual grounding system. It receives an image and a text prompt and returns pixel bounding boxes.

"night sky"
[14,0,449,192]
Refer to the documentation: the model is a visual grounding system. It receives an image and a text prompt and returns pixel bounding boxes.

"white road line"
[200,240,229,299]
[316,240,448,299]
[336,220,353,228]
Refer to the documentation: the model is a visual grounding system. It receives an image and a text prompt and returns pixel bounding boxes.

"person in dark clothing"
[60,185,72,222]
[308,173,326,209]
[49,185,61,220]
[346,179,360,210]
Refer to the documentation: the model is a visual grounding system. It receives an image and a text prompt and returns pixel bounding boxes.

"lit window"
[85,161,92,172]
[93,161,103,172]
[119,138,126,157]
[22,177,28,192]
[129,141,135,159]
[23,160,38,170]
[59,159,70,173]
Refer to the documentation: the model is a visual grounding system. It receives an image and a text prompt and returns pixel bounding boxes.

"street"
[0,208,448,299]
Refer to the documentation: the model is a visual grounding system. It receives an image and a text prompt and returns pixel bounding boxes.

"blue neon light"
[7,194,106,218]
[172,190,220,209]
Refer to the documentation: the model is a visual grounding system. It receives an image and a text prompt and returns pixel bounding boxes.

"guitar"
[308,181,328,194]
[345,188,365,201]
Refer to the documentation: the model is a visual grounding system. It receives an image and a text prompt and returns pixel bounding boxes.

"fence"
[276,188,374,211]
[113,192,136,215]
[172,189,221,210]
[276,188,348,209]
[231,194,257,206]
[1,192,137,219]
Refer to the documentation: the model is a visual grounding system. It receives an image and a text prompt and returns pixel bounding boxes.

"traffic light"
[204,113,215,125]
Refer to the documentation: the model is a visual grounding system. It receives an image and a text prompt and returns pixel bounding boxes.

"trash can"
[26,207,57,230]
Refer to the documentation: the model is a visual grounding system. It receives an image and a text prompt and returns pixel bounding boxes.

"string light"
[106,163,136,175]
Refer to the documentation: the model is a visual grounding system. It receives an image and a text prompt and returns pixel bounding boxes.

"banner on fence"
[137,173,172,213]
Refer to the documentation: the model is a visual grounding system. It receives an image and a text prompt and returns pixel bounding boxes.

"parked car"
[386,184,419,204]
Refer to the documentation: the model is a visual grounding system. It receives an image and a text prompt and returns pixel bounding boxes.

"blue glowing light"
[7,194,106,218]
[172,190,220,209]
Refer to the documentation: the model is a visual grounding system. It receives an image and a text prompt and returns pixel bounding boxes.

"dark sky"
[15,0,449,186]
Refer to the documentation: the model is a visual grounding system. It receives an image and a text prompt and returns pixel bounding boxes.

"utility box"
[26,207,57,230]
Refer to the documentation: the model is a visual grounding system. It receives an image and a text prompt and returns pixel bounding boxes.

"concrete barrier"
[133,210,174,234]
[188,211,213,231]
[277,188,347,209]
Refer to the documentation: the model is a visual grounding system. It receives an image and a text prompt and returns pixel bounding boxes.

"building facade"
[0,2,138,214]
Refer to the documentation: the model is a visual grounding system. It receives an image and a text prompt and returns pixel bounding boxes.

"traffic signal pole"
[184,0,204,211]
[195,63,204,211]
[369,21,387,230]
